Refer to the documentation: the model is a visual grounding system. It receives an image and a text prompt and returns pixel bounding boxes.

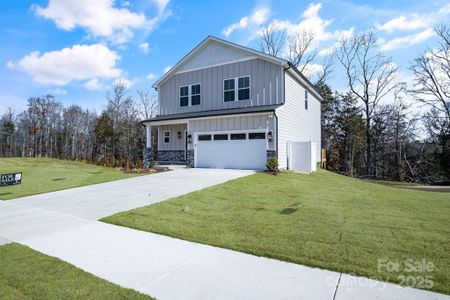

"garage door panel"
[196,137,266,170]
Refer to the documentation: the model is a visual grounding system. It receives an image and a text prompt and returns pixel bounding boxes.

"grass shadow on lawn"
[102,170,450,295]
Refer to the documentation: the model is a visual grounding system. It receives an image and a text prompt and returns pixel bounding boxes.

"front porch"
[145,122,189,166]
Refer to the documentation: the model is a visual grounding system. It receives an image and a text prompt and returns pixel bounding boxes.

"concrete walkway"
[0,168,448,300]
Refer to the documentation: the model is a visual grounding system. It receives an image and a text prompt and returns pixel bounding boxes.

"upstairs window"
[224,76,250,102]
[191,84,201,106]
[180,86,189,107]
[238,76,250,100]
[224,79,235,102]
[305,90,309,110]
[180,84,201,107]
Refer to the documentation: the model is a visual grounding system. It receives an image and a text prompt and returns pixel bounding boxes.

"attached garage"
[194,131,267,170]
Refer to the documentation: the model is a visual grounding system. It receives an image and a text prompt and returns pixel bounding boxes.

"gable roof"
[152,35,287,89]
[152,35,325,101]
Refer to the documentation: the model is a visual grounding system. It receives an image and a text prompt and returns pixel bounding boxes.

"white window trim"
[179,83,201,107]
[163,131,170,144]
[179,85,189,107]
[223,77,236,102]
[237,76,251,101]
[190,83,201,106]
[223,75,251,102]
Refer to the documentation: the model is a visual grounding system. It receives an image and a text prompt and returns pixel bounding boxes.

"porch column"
[146,125,152,148]
[145,125,153,164]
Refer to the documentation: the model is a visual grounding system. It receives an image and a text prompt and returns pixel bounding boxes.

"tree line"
[259,23,449,182]
[0,82,157,169]
[1,24,449,182]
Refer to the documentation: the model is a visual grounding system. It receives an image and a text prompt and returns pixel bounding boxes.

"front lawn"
[0,243,152,299]
[102,170,450,295]
[0,158,142,200]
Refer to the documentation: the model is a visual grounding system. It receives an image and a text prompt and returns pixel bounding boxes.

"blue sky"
[1,0,449,114]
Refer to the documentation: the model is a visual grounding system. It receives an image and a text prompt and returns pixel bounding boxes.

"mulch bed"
[122,166,171,174]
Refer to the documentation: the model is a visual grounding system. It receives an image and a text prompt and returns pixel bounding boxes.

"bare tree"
[410,24,450,126]
[336,31,400,176]
[288,30,317,71]
[258,23,287,57]
[258,24,334,85]
[410,24,450,178]
[137,90,158,120]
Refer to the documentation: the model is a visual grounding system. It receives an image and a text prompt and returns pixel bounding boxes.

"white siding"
[177,41,253,72]
[276,72,321,169]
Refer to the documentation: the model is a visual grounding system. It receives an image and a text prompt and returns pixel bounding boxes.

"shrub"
[119,156,126,168]
[266,157,279,174]
[109,156,116,168]
[136,159,143,169]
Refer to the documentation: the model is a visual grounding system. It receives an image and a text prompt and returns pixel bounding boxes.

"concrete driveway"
[11,168,254,220]
[0,168,448,300]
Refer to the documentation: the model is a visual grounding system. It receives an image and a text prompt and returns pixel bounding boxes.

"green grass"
[0,158,142,200]
[0,243,152,299]
[102,170,450,295]
[362,178,422,187]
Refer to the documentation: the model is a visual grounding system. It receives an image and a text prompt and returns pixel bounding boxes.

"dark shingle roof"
[141,104,282,124]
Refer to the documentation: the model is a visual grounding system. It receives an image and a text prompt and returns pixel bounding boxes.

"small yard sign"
[0,172,22,186]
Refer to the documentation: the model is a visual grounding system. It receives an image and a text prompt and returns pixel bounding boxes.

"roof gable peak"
[153,36,287,88]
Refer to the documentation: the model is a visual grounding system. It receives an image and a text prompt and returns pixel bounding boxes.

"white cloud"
[380,28,435,51]
[5,61,14,69]
[376,3,450,34]
[11,44,121,85]
[163,65,172,73]
[250,3,354,58]
[153,0,170,14]
[269,3,346,45]
[139,42,150,54]
[318,27,354,56]
[34,0,170,44]
[147,73,157,80]
[47,88,68,95]
[84,78,103,90]
[375,15,427,33]
[222,6,270,37]
[301,63,324,78]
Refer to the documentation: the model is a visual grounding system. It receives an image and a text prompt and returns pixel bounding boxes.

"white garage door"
[195,132,267,170]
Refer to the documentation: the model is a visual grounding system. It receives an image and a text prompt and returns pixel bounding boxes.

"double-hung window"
[224,79,235,102]
[180,86,189,107]
[238,76,250,100]
[163,131,170,143]
[191,84,201,105]
[180,84,201,107]
[224,76,250,102]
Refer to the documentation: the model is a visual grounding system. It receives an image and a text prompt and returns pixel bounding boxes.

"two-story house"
[142,36,322,170]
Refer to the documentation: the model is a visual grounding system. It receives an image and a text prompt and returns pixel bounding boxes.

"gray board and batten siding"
[158,58,284,116]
